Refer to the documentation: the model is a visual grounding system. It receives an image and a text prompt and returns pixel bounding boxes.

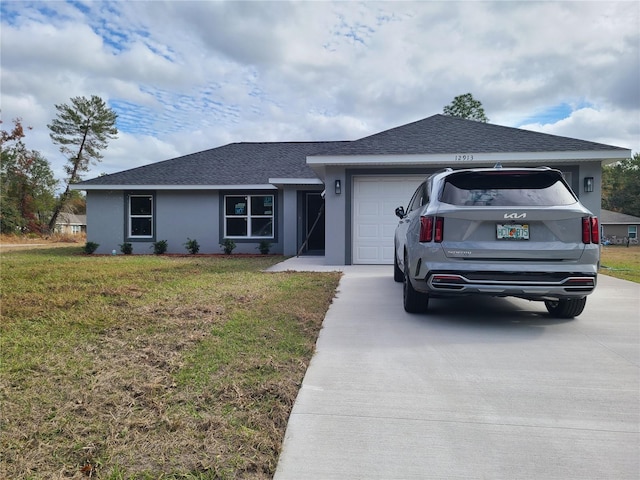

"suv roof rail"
[427,167,453,180]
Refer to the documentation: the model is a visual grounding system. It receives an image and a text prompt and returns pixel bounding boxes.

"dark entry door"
[303,192,325,254]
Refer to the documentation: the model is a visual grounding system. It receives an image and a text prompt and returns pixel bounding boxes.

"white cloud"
[1,0,638,184]
[519,106,640,151]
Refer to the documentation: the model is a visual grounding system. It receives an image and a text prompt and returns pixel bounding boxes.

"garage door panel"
[357,201,380,216]
[358,224,379,238]
[356,181,381,195]
[353,175,424,264]
[382,246,395,262]
[382,223,398,237]
[356,246,379,262]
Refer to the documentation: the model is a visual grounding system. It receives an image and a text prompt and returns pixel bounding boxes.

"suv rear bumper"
[414,270,597,300]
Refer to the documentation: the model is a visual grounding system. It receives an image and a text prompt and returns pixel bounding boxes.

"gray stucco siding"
[154,189,288,254]
[576,161,603,218]
[86,189,291,255]
[155,191,219,254]
[86,190,125,254]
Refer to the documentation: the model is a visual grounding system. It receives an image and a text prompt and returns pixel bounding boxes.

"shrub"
[83,241,99,254]
[257,240,271,255]
[119,242,133,255]
[184,238,200,254]
[220,239,236,255]
[152,240,168,255]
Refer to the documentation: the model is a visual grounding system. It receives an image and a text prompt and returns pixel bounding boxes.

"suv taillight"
[420,216,433,242]
[582,216,599,244]
[420,216,444,243]
[590,216,599,244]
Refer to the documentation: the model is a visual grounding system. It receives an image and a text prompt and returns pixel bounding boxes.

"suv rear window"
[440,171,577,206]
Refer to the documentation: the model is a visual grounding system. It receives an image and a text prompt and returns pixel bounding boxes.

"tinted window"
[408,183,428,212]
[440,171,577,206]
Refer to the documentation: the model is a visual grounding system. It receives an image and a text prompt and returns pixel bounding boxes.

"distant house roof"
[75,114,630,189]
[56,213,86,225]
[601,209,640,225]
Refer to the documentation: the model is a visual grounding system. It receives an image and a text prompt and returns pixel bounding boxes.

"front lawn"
[600,245,640,283]
[0,248,341,479]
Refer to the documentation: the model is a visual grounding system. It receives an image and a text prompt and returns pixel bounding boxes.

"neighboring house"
[55,213,86,235]
[73,114,631,264]
[600,209,640,245]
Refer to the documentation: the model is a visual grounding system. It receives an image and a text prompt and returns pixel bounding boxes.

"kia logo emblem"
[504,213,527,219]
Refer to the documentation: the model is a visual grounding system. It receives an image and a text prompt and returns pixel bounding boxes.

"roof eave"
[268,178,323,186]
[72,184,278,191]
[306,149,631,167]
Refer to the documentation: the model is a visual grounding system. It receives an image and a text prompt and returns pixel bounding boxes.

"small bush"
[220,239,236,255]
[83,242,99,254]
[119,242,133,255]
[257,240,271,255]
[152,240,168,255]
[184,238,200,255]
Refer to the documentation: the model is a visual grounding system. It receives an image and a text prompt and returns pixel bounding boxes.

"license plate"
[497,224,529,240]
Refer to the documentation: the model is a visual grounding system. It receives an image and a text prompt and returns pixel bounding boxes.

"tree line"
[602,153,640,217]
[1,95,118,234]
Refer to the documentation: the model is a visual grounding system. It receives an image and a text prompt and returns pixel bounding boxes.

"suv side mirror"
[395,206,405,219]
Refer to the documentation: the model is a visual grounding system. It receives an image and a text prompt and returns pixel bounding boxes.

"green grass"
[600,245,640,283]
[0,247,341,479]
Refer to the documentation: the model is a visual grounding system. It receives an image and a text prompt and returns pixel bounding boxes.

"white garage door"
[352,175,424,264]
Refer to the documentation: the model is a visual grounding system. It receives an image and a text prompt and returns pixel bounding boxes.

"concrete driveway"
[270,259,639,479]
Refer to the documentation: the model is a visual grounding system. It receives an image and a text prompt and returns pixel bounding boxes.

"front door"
[302,192,325,254]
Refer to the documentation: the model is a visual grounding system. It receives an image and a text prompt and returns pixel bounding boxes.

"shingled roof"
[78,141,347,186]
[601,209,640,224]
[318,114,628,156]
[77,114,628,187]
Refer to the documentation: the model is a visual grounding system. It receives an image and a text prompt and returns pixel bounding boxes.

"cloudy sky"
[1,0,639,184]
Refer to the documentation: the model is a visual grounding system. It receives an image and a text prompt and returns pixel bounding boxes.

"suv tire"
[544,297,587,318]
[394,251,403,283]
[403,258,429,313]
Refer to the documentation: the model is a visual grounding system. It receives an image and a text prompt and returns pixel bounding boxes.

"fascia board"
[306,149,631,166]
[268,178,323,185]
[71,184,278,191]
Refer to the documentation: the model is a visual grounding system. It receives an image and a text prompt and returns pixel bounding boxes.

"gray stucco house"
[73,114,631,264]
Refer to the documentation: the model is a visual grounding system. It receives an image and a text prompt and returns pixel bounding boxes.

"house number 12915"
[454,154,474,161]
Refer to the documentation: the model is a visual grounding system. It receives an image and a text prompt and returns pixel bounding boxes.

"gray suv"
[394,166,599,318]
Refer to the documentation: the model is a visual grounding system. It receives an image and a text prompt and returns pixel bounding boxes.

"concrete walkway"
[269,257,640,479]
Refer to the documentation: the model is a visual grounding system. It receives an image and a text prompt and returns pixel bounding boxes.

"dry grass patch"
[0,233,85,250]
[1,248,341,479]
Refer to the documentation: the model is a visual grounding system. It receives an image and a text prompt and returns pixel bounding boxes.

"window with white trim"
[128,194,154,238]
[629,225,637,239]
[224,195,274,238]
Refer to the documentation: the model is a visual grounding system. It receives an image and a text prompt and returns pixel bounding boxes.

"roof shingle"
[79,141,347,186]
[318,114,628,156]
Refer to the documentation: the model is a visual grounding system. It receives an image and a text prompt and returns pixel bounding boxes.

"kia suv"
[394,166,599,318]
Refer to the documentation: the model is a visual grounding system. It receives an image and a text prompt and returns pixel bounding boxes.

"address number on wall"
[454,154,474,161]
